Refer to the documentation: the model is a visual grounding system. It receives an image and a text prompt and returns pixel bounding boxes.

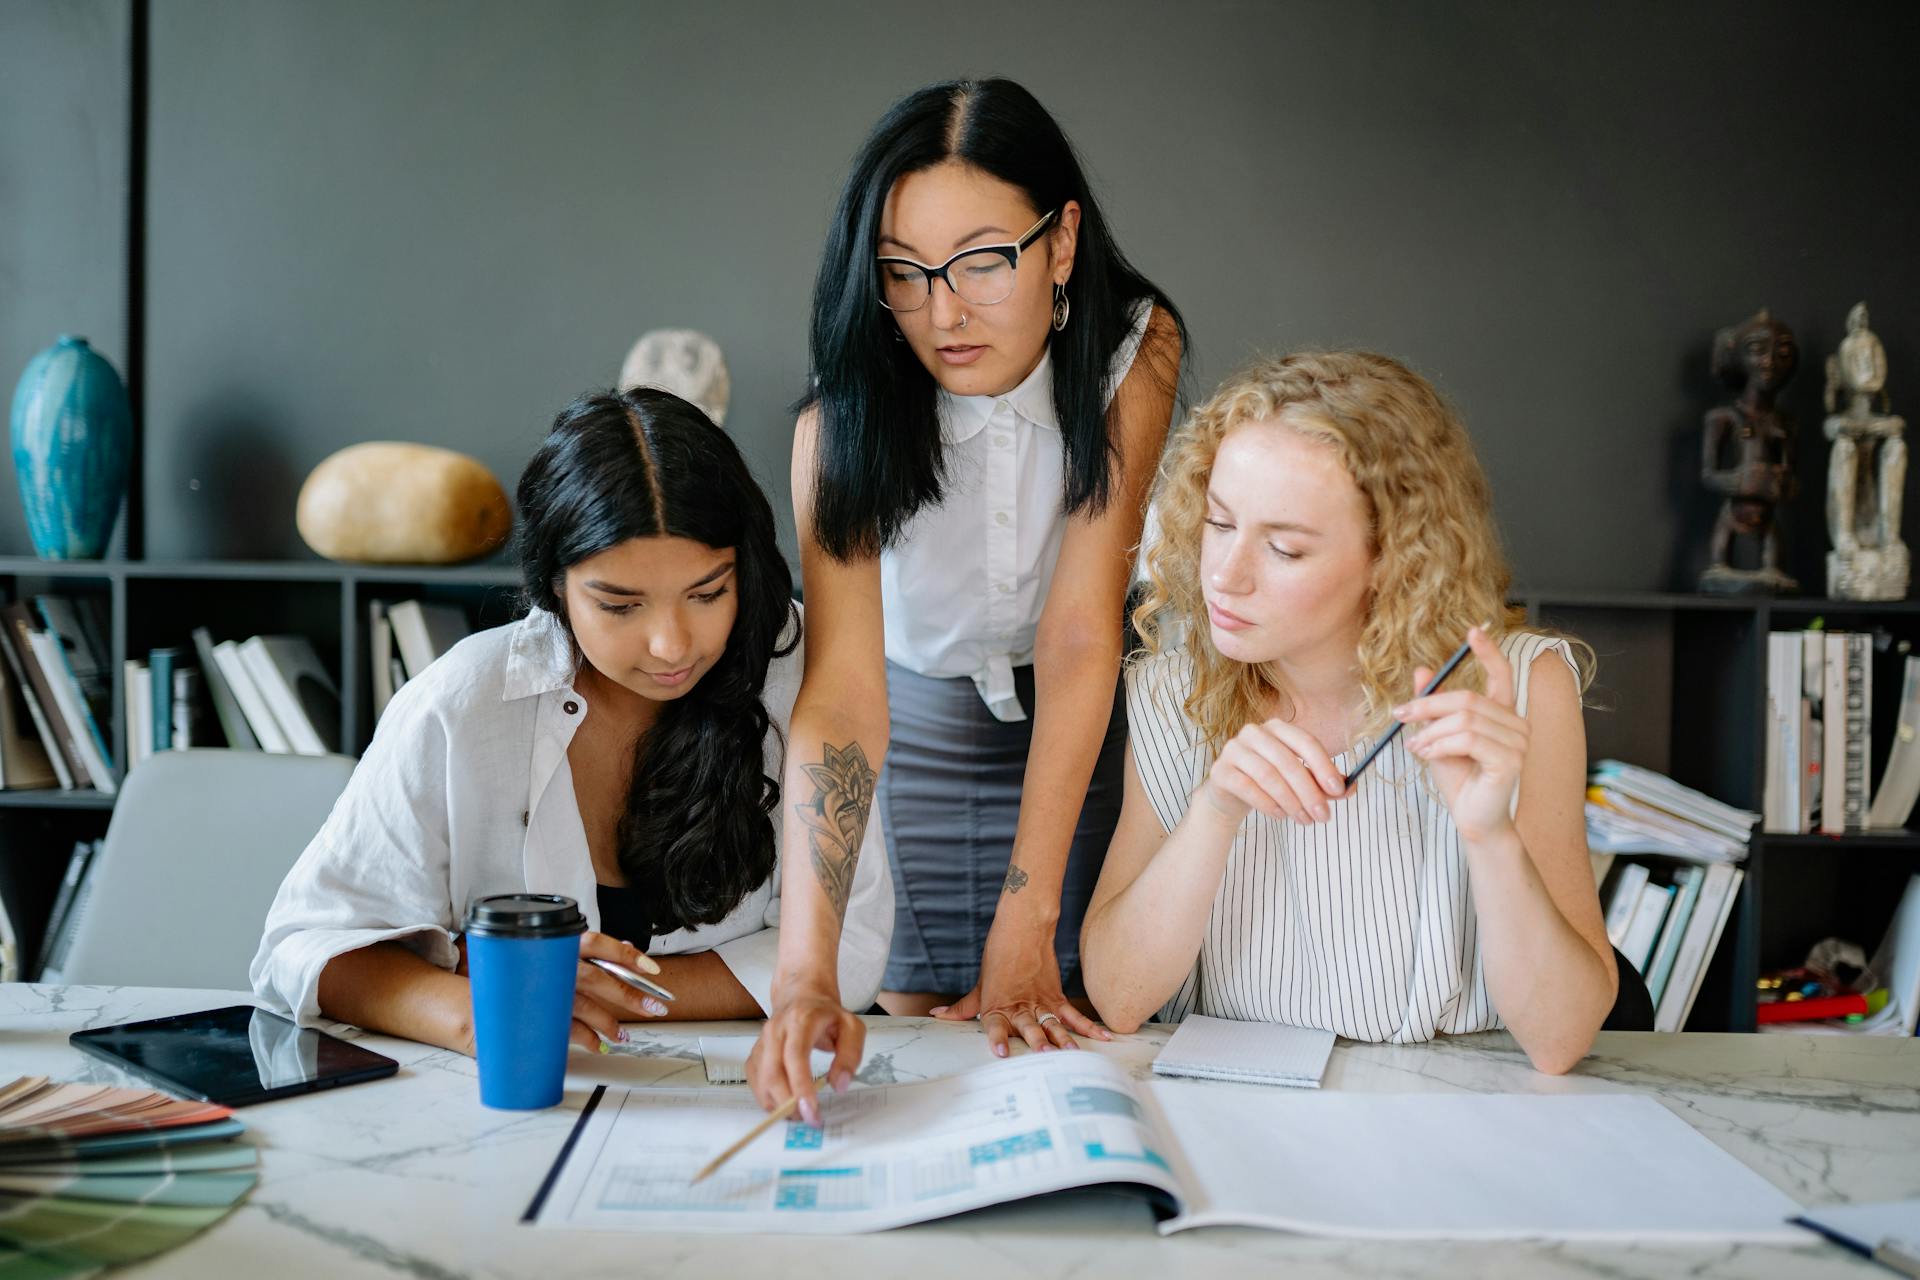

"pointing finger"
[1471,627,1515,707]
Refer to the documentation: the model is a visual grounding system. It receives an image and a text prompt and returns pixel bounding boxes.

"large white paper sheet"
[1146,1084,1806,1242]
[532,1051,1807,1242]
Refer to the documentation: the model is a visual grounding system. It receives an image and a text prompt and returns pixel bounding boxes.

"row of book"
[1599,855,1746,1033]
[369,600,472,723]
[0,839,97,984]
[0,598,116,794]
[1586,761,1757,1033]
[124,630,341,767]
[1764,631,1920,834]
[0,594,482,790]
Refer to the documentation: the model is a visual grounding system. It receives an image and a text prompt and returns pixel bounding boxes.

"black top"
[595,867,681,954]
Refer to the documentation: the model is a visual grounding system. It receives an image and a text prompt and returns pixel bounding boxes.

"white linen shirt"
[251,605,893,1027]
[880,300,1153,721]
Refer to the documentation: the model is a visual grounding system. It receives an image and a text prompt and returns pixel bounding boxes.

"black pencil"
[1341,626,1486,789]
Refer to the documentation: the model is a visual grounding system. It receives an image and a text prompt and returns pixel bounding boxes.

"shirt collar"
[502,607,579,701]
[938,345,1058,444]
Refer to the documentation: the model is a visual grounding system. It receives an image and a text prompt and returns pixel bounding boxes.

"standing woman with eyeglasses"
[747,78,1184,1122]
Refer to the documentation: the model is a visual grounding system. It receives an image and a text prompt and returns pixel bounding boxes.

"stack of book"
[0,876,18,983]
[368,600,471,725]
[0,1076,257,1275]
[125,629,341,766]
[1765,629,1920,834]
[1587,761,1754,1033]
[1868,654,1920,831]
[1586,759,1758,862]
[0,597,116,794]
[32,840,102,983]
[0,594,353,784]
[122,647,208,770]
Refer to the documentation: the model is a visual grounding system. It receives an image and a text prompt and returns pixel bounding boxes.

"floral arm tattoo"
[794,741,876,922]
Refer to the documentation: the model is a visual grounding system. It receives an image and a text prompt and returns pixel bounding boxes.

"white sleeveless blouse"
[1125,631,1579,1041]
[880,300,1154,722]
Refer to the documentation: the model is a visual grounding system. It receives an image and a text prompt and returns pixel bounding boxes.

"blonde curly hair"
[1133,349,1589,755]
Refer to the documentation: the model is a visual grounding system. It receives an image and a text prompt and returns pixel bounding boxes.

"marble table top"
[4,983,1917,1278]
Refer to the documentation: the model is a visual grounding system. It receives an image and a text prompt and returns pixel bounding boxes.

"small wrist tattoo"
[1002,864,1030,895]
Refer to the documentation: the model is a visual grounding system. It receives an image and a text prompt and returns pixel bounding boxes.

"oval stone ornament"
[297,442,512,564]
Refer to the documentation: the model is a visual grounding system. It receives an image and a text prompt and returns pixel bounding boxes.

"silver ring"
[957,313,969,329]
[1037,1012,1061,1026]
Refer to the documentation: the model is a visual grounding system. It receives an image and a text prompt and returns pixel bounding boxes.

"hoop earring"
[1051,283,1070,333]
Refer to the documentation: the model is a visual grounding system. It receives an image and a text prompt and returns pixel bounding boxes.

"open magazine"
[529,1050,1801,1241]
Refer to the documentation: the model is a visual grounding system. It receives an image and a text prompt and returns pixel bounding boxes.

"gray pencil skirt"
[877,659,1127,996]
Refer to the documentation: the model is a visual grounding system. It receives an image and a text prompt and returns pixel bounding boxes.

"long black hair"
[802,77,1186,560]
[517,387,798,927]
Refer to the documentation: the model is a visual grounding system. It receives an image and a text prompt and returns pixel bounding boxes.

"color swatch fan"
[0,1076,257,1276]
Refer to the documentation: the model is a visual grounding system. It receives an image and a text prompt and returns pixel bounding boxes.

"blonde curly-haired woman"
[1080,351,1616,1074]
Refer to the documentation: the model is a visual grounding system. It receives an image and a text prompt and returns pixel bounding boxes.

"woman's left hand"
[931,922,1111,1055]
[1393,626,1530,843]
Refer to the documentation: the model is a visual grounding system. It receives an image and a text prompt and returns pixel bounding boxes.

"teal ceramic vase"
[9,336,131,560]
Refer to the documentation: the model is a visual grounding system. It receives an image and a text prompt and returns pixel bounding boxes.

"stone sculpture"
[1823,302,1908,600]
[298,442,512,564]
[619,330,730,426]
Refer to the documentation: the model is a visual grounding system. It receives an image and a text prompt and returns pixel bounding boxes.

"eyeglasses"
[874,209,1058,312]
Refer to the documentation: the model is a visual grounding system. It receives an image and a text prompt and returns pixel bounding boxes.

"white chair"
[50,749,355,989]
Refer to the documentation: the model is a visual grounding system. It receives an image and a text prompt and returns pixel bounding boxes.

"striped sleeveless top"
[1124,631,1578,1042]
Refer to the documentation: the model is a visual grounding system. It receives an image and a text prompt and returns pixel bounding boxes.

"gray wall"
[0,0,129,556]
[14,1,1920,592]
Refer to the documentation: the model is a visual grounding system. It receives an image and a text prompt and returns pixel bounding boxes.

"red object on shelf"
[1755,993,1869,1024]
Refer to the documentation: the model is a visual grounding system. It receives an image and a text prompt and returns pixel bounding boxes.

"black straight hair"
[517,387,798,928]
[801,77,1187,560]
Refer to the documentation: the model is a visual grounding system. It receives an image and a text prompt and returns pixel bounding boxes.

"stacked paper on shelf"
[1585,760,1758,863]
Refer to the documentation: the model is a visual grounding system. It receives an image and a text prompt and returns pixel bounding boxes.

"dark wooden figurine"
[1700,308,1800,594]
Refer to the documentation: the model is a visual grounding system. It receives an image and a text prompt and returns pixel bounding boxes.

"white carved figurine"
[619,329,731,427]
[1824,302,1908,600]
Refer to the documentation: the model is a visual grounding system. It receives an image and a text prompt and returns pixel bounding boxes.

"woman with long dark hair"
[253,388,891,1052]
[749,78,1183,1122]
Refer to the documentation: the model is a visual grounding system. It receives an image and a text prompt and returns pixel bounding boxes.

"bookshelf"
[0,556,524,970]
[1527,589,1920,1034]
[0,561,1914,1032]
[0,555,523,759]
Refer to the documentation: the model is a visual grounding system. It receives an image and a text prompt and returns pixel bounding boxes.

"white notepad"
[1151,1014,1336,1087]
[698,1035,834,1085]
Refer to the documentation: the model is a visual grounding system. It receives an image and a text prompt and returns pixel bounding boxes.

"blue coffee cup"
[464,893,586,1110]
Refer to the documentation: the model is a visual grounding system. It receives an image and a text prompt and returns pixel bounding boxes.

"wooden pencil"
[1341,623,1489,788]
[690,1092,802,1186]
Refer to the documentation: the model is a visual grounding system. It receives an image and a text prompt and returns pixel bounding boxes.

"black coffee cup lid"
[464,893,586,938]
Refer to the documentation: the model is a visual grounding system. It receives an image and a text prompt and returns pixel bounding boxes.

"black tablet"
[69,1004,399,1107]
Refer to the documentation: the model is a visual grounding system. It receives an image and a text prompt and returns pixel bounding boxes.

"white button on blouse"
[879,300,1153,721]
